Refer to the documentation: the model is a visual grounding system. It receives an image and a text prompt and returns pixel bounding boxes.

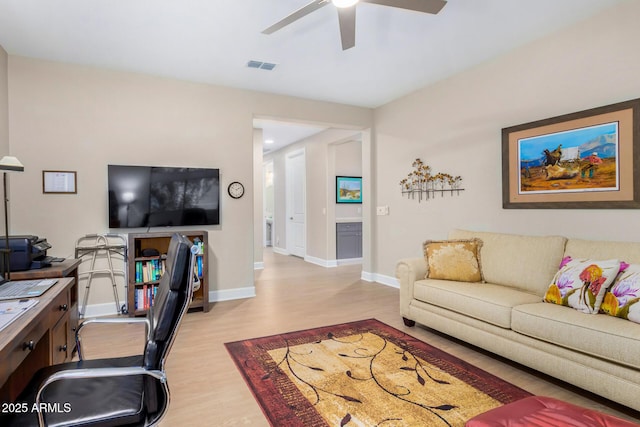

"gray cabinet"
[336,222,362,259]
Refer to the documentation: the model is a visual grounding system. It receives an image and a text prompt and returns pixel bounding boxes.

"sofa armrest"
[396,257,427,318]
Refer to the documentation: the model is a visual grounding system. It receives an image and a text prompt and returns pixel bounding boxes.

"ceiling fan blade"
[362,0,447,14]
[262,0,330,34]
[337,7,356,50]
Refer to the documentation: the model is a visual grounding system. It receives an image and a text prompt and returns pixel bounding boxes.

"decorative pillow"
[600,262,640,324]
[423,239,483,282]
[544,256,620,314]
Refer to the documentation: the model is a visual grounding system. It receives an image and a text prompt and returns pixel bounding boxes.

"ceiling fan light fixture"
[263,0,445,50]
[332,0,359,8]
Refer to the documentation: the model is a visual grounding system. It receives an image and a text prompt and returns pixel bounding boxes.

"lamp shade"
[0,156,24,172]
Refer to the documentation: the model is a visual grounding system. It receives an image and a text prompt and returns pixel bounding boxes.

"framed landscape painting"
[502,98,640,209]
[336,176,362,203]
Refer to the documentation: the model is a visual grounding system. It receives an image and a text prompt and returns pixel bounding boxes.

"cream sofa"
[396,229,640,412]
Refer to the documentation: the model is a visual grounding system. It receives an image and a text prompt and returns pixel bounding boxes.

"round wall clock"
[228,181,245,199]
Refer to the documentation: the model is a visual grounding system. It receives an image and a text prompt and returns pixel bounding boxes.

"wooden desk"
[10,258,81,283]
[0,277,77,403]
[11,259,80,348]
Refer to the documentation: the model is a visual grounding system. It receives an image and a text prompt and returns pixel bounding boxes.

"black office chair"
[2,233,195,427]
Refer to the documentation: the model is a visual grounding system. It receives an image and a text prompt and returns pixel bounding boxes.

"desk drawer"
[48,287,71,326]
[0,320,48,390]
[336,222,362,232]
[52,315,70,364]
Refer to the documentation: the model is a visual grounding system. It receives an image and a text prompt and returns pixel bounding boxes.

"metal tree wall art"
[400,158,464,202]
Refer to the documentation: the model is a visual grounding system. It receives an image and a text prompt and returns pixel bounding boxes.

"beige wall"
[5,0,639,303]
[7,56,372,311]
[253,128,263,267]
[0,45,8,239]
[0,45,7,155]
[372,0,640,279]
[335,140,362,221]
[305,141,328,261]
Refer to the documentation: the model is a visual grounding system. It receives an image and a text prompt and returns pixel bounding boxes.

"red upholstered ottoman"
[466,396,639,427]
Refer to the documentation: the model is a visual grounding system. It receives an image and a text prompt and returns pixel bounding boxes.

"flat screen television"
[108,165,220,228]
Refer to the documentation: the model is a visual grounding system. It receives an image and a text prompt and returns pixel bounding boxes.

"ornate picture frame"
[502,98,640,209]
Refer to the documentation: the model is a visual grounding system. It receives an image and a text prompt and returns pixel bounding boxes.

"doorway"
[254,118,371,275]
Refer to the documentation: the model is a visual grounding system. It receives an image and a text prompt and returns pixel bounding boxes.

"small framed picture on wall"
[336,176,362,204]
[43,170,77,194]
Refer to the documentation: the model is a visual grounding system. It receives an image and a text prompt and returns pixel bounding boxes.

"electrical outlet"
[376,206,390,215]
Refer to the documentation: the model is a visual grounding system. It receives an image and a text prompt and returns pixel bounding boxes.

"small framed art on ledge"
[43,170,77,194]
[336,176,362,203]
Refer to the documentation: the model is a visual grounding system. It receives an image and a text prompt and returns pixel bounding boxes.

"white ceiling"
[254,119,328,154]
[0,0,624,148]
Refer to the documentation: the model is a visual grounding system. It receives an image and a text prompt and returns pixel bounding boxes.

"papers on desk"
[0,298,39,332]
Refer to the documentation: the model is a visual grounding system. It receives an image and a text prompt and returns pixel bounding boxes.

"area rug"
[225,319,532,427]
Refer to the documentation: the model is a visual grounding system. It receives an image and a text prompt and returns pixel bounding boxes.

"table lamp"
[0,155,24,280]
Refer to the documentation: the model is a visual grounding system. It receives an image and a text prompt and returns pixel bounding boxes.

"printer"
[0,236,52,271]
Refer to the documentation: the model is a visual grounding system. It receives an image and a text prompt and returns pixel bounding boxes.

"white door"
[286,149,306,258]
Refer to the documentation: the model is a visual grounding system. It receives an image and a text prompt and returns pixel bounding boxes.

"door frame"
[285,148,306,258]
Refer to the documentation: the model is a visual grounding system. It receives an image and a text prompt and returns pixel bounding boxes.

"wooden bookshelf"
[127,231,209,316]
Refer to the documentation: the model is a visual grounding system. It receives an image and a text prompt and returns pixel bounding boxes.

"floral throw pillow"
[600,262,640,324]
[544,256,620,314]
[423,239,483,282]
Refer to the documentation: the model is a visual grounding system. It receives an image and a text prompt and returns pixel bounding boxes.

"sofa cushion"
[565,238,640,264]
[601,263,640,324]
[512,302,640,368]
[423,239,483,282]
[449,229,566,296]
[544,257,620,314]
[413,279,541,329]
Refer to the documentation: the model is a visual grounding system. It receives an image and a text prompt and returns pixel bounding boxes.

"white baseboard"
[82,286,257,317]
[304,256,363,268]
[337,257,362,266]
[209,286,256,302]
[82,301,127,318]
[361,271,399,289]
[361,271,374,282]
[272,246,289,256]
[254,262,264,270]
[305,255,338,268]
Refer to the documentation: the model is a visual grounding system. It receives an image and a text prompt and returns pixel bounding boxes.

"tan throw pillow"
[544,256,620,314]
[423,239,483,282]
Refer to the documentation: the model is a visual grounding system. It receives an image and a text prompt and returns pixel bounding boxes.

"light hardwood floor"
[80,249,640,426]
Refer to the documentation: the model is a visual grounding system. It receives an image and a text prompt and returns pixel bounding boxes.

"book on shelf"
[134,283,159,311]
[196,256,203,278]
[135,258,166,283]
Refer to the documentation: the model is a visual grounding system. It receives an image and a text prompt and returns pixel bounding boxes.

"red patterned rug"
[225,319,531,427]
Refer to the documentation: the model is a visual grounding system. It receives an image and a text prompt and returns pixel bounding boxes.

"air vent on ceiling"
[247,60,277,71]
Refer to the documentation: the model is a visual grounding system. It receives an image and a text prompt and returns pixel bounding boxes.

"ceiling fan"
[262,0,447,51]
